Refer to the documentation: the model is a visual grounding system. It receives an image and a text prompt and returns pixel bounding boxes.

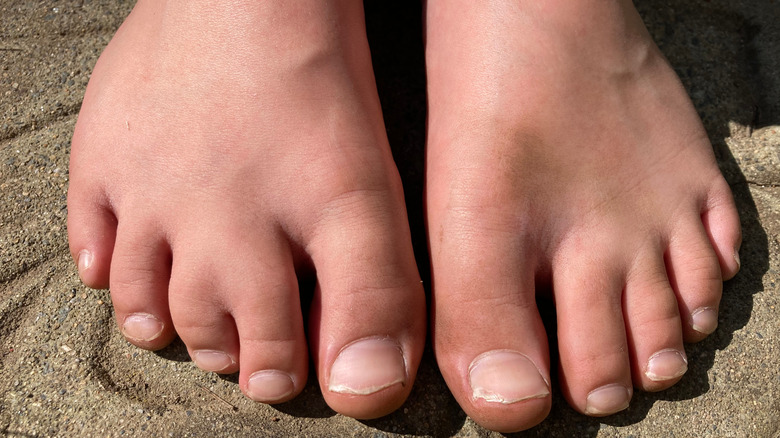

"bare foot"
[67,0,425,419]
[424,0,741,432]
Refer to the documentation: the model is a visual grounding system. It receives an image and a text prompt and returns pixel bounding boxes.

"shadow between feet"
[364,1,466,437]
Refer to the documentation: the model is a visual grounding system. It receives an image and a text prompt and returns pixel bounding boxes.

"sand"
[1,0,778,436]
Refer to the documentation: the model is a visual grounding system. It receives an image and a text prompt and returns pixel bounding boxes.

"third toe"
[624,253,688,391]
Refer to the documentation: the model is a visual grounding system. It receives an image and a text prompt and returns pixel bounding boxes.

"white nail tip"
[328,337,406,395]
[645,349,688,381]
[691,307,718,334]
[469,350,550,404]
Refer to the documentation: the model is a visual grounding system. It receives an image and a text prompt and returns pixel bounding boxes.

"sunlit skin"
[68,0,740,432]
[425,0,740,431]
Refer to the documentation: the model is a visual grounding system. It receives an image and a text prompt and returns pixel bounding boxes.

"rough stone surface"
[1,1,778,436]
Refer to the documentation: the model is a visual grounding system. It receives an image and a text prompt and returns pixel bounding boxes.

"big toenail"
[328,337,406,395]
[691,307,718,335]
[734,251,741,269]
[77,250,93,273]
[247,370,295,403]
[121,313,164,342]
[192,350,235,373]
[468,350,550,404]
[645,349,688,381]
[585,384,631,415]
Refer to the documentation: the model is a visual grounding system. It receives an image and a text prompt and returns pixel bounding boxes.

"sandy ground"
[1,1,778,436]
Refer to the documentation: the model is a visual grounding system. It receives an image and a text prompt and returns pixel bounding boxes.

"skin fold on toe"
[424,0,741,432]
[68,0,425,418]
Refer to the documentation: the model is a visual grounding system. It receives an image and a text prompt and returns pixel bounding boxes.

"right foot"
[67,0,425,419]
[425,0,741,432]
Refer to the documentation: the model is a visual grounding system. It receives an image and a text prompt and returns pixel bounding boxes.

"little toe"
[666,220,724,342]
[66,186,115,290]
[553,251,633,416]
[109,221,176,350]
[701,179,742,280]
[308,207,426,420]
[624,252,687,391]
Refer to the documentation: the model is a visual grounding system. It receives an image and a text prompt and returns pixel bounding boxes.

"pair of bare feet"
[67,0,741,432]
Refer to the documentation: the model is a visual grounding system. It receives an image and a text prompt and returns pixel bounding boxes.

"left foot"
[68,0,426,419]
[424,0,741,432]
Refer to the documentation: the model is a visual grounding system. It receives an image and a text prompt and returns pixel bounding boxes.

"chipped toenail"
[192,350,235,373]
[247,370,295,403]
[121,313,164,342]
[469,350,550,404]
[77,250,93,273]
[691,307,718,335]
[645,349,688,381]
[328,337,406,395]
[585,384,631,415]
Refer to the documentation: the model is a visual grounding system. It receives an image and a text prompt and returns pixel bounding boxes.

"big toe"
[308,200,427,419]
[429,212,552,432]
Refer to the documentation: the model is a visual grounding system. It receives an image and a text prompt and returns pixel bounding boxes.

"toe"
[308,200,426,420]
[666,219,723,342]
[109,220,176,350]
[553,249,632,416]
[232,247,307,404]
[701,179,742,280]
[167,263,241,376]
[66,186,115,289]
[169,230,307,404]
[430,222,551,432]
[624,250,687,392]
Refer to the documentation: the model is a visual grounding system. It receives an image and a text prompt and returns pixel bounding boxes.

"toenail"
[247,370,295,403]
[585,384,631,415]
[77,250,93,273]
[121,313,164,342]
[328,337,406,395]
[691,307,718,335]
[645,349,688,381]
[191,350,235,373]
[468,350,550,404]
[734,251,741,270]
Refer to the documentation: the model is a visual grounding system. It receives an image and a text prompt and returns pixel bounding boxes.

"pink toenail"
[192,350,235,373]
[691,307,718,335]
[328,337,406,395]
[585,384,631,415]
[468,350,550,404]
[645,349,688,381]
[78,250,93,273]
[121,313,164,342]
[247,370,295,403]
